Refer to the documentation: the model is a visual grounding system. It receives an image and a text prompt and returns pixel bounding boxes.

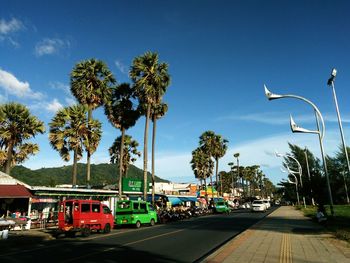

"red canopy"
[0,185,32,198]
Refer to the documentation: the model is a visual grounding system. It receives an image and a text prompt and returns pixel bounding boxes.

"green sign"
[122,178,148,192]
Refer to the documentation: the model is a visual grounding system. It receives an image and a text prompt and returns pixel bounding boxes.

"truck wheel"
[81,227,91,237]
[135,221,141,228]
[104,223,111,233]
[150,219,155,226]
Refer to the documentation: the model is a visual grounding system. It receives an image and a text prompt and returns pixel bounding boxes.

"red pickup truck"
[58,199,114,237]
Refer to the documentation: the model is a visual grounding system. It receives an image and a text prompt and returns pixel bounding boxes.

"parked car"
[251,200,267,212]
[262,199,271,209]
[214,201,230,214]
[239,202,251,209]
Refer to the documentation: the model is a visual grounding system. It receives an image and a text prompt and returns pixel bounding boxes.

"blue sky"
[1,0,350,185]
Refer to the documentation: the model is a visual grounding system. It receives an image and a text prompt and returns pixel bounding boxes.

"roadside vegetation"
[298,205,350,242]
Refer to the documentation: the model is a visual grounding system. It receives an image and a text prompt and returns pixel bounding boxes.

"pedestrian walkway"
[203,206,350,263]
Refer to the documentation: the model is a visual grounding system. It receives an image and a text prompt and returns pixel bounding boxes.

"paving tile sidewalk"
[203,206,350,263]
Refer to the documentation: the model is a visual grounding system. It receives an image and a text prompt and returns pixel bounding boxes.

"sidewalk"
[204,206,350,263]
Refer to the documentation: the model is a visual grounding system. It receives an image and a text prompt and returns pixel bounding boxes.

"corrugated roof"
[0,171,32,189]
[0,184,33,198]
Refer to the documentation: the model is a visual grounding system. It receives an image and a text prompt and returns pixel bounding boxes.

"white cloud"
[49,81,70,94]
[46,99,63,113]
[0,18,23,35]
[49,81,76,106]
[0,68,43,99]
[0,18,24,47]
[65,97,76,106]
[35,38,70,56]
[115,60,128,75]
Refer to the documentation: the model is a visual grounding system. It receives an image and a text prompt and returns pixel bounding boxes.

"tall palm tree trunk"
[119,127,125,199]
[86,109,92,187]
[73,149,78,186]
[151,115,157,206]
[143,104,151,201]
[204,177,208,204]
[5,141,14,175]
[215,158,219,196]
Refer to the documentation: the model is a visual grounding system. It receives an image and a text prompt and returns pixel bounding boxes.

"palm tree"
[70,58,116,186]
[0,102,45,175]
[49,104,102,185]
[150,102,168,205]
[109,135,141,177]
[199,131,228,199]
[191,147,213,203]
[212,135,228,196]
[130,51,171,200]
[105,83,140,197]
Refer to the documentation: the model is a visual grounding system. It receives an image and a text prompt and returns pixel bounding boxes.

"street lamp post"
[276,150,306,207]
[281,167,300,205]
[304,147,315,206]
[234,153,241,198]
[265,85,334,216]
[327,68,350,204]
[228,162,235,196]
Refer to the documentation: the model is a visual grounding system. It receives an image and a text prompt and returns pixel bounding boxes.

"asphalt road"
[0,207,276,263]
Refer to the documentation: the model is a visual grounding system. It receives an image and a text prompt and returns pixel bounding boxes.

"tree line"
[0,51,171,204]
[277,143,350,205]
[190,131,275,200]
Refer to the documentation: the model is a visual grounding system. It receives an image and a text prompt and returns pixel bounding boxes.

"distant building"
[154,182,198,195]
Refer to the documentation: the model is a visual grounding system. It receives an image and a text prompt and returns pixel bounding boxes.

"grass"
[298,204,350,242]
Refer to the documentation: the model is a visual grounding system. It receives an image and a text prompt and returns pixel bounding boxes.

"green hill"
[10,163,169,187]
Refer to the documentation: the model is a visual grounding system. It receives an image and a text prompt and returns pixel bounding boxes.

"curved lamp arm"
[265,85,325,140]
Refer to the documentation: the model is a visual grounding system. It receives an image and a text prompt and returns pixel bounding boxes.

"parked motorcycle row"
[157,206,213,224]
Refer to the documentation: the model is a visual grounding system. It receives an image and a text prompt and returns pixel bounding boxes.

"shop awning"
[0,185,33,198]
[167,196,183,206]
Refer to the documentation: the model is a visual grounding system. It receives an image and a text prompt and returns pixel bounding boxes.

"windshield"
[117,201,131,209]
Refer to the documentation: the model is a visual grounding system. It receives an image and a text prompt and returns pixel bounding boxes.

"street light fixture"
[276,150,305,207]
[228,162,235,195]
[327,68,350,204]
[233,153,241,197]
[281,166,300,205]
[264,85,334,216]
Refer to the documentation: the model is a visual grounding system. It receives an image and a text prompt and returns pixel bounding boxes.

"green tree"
[109,134,141,177]
[70,58,116,186]
[191,147,214,202]
[199,131,227,198]
[49,104,102,185]
[130,51,170,200]
[105,83,140,197]
[327,145,350,204]
[0,103,45,175]
[282,143,325,204]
